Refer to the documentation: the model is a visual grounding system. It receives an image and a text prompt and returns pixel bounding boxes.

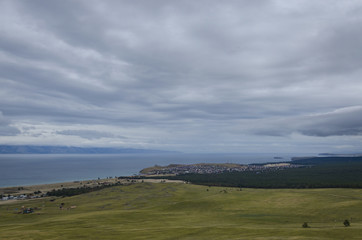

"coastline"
[0,153,298,188]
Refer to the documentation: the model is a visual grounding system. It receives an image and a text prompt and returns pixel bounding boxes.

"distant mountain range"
[0,145,178,154]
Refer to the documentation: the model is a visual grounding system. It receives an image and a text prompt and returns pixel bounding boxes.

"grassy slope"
[0,183,361,239]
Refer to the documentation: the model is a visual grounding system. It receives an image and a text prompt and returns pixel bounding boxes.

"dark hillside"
[292,156,362,165]
[167,157,362,188]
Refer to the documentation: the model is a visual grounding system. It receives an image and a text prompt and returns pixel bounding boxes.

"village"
[1,193,42,201]
[140,162,303,176]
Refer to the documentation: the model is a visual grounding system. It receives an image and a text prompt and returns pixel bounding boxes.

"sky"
[1,0,362,153]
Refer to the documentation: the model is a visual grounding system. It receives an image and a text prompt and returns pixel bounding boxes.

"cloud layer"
[1,0,362,153]
[0,111,20,136]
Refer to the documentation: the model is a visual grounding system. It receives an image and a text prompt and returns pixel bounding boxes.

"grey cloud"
[1,1,362,152]
[299,107,362,137]
[252,106,362,137]
[57,130,125,140]
[0,111,20,136]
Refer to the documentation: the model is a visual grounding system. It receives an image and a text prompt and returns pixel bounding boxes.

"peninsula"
[140,162,300,176]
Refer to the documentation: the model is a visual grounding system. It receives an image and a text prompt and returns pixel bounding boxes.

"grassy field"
[0,182,361,239]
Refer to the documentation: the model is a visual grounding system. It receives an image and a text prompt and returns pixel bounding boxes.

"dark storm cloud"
[299,107,362,137]
[1,0,362,152]
[251,106,362,137]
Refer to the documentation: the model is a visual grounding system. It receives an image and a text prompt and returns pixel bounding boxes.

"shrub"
[344,219,350,227]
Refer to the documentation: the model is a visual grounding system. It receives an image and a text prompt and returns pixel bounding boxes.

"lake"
[0,153,304,187]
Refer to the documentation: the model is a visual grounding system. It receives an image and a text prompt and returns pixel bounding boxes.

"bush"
[302,222,309,228]
[343,219,350,227]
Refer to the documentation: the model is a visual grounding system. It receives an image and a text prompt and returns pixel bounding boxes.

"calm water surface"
[0,153,305,187]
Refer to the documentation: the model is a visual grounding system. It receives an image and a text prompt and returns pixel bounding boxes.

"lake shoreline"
[0,153,299,188]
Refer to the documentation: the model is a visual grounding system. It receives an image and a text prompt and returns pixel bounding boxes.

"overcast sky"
[1,0,362,153]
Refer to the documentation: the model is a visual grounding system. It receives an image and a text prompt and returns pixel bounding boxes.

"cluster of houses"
[1,194,42,201]
[141,162,302,175]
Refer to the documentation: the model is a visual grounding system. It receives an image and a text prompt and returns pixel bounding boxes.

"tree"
[343,219,350,227]
[302,222,309,228]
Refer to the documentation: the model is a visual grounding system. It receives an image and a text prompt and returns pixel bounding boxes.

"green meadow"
[0,183,361,239]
